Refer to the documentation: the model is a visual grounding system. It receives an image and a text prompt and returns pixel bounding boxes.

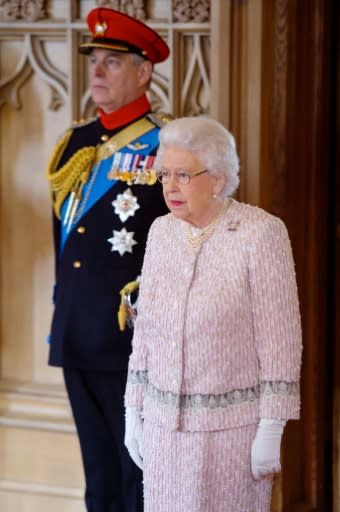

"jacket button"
[73,261,81,268]
[77,226,86,234]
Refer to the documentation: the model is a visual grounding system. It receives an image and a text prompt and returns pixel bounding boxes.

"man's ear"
[137,60,153,87]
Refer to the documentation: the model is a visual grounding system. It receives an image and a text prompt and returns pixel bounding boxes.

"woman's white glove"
[124,407,144,470]
[251,418,286,479]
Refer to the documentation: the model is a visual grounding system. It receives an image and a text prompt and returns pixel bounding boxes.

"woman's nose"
[168,173,176,184]
[163,174,178,190]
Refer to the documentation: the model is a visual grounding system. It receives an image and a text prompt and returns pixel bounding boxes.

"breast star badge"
[111,188,140,222]
[107,228,137,256]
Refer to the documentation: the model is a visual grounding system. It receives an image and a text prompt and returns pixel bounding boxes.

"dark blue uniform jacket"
[48,113,168,370]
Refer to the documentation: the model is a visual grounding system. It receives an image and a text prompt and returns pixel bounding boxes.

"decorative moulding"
[0,0,46,22]
[0,379,75,432]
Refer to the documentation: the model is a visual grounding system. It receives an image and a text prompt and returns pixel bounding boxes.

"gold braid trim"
[45,116,161,220]
[45,129,96,219]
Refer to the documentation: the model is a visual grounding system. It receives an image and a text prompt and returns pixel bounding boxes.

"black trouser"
[63,368,143,512]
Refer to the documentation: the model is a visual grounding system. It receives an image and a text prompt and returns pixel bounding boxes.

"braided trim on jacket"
[127,371,299,410]
[45,128,96,219]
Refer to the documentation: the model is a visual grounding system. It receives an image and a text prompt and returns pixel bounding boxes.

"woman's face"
[160,147,225,227]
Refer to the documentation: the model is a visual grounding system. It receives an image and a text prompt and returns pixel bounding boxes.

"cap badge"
[94,21,107,36]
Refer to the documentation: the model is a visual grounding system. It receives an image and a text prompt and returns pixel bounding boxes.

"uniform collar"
[98,94,151,130]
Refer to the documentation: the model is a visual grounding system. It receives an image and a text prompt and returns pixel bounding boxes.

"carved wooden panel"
[261,0,335,510]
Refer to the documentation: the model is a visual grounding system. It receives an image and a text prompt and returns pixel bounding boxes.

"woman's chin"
[169,208,186,220]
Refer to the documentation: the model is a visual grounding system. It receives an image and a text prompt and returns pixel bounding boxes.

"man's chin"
[91,91,111,105]
[93,99,116,113]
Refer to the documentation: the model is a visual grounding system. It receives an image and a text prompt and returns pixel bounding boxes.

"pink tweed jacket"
[125,199,302,432]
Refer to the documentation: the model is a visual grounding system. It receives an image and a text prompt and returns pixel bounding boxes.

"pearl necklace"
[186,200,230,247]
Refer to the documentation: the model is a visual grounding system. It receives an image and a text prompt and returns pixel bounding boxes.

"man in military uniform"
[46,7,170,512]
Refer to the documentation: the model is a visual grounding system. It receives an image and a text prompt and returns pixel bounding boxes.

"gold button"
[101,134,109,142]
[73,261,81,268]
[77,226,86,234]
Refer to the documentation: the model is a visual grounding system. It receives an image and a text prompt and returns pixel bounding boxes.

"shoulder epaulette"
[71,116,97,129]
[147,111,174,128]
[53,116,96,144]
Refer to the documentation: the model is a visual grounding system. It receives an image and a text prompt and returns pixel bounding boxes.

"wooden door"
[260,1,336,509]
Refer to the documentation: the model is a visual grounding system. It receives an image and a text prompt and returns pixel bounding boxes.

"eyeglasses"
[156,169,209,185]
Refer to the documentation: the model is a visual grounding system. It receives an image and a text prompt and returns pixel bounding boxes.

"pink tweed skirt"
[143,421,273,512]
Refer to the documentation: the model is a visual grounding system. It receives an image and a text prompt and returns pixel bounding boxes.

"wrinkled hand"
[124,407,144,470]
[251,418,286,479]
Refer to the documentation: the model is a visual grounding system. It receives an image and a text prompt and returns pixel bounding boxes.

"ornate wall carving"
[0,34,67,111]
[0,0,46,21]
[95,0,147,20]
[173,0,210,22]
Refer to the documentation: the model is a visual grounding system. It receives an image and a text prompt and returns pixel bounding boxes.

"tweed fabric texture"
[125,199,302,431]
[143,420,273,512]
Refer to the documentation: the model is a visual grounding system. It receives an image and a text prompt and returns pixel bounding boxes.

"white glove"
[124,407,144,470]
[251,418,286,479]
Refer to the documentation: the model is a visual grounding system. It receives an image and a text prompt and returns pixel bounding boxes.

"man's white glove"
[251,418,286,479]
[124,407,144,470]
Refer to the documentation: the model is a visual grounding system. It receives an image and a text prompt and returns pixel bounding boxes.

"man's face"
[88,48,152,113]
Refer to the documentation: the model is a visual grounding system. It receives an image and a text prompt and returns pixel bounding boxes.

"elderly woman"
[124,116,302,512]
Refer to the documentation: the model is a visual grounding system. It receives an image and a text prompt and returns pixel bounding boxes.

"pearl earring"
[213,193,217,199]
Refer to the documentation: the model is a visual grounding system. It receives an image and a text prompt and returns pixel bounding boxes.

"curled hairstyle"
[155,116,240,198]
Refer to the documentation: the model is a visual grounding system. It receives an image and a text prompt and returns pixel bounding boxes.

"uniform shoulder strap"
[71,116,97,129]
[147,111,174,128]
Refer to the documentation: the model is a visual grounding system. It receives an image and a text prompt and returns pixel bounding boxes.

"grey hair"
[130,53,148,66]
[154,116,240,198]
[130,53,152,88]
